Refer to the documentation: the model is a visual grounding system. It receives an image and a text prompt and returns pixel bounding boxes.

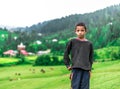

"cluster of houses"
[3,43,50,56]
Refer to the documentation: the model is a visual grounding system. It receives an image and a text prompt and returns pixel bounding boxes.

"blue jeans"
[71,68,90,89]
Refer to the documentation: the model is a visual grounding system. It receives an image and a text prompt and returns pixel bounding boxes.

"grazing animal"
[40,69,45,73]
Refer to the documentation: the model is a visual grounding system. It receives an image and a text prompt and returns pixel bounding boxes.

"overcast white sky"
[0,0,120,27]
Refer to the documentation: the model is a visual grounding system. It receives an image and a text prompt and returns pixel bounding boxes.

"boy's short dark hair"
[75,22,87,31]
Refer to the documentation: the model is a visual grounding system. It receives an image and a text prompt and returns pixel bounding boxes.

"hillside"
[23,4,120,49]
[0,4,120,56]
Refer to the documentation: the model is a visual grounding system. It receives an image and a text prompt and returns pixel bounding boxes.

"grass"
[0,60,120,89]
[0,57,19,65]
[91,60,120,89]
[0,65,70,89]
[25,55,38,61]
[0,56,38,66]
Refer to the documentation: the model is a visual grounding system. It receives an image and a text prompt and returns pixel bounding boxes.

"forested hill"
[23,4,120,48]
[25,4,120,33]
[1,4,120,53]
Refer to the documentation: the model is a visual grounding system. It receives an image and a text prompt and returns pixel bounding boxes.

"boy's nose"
[79,31,82,33]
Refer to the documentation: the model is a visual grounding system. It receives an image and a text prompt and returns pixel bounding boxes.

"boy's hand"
[67,66,72,71]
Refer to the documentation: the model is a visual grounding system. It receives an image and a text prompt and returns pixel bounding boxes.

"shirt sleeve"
[63,40,72,68]
[89,43,94,70]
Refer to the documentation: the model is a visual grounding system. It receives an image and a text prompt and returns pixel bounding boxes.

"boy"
[64,22,93,89]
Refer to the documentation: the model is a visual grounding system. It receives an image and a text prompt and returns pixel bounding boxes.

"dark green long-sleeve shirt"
[64,38,93,71]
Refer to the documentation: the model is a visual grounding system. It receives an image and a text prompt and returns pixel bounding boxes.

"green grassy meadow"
[0,60,120,89]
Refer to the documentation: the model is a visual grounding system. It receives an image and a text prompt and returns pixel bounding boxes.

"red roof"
[3,50,14,55]
[20,50,28,55]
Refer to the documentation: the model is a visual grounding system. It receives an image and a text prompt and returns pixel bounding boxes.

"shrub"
[34,55,51,66]
[52,56,59,65]
[111,49,120,60]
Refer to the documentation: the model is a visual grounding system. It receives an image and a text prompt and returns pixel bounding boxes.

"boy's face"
[75,26,86,38]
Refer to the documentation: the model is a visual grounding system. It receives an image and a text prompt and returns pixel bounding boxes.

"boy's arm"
[63,41,72,70]
[89,43,94,70]
[89,44,93,77]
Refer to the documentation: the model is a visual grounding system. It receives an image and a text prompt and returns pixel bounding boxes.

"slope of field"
[0,60,120,89]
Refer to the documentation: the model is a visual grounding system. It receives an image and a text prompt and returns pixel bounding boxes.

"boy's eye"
[81,30,84,31]
[76,30,80,32]
[76,30,84,32]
